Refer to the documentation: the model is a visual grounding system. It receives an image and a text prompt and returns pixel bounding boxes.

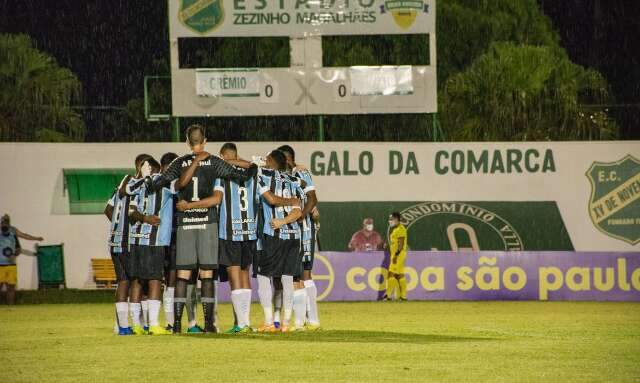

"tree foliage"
[441,42,616,140]
[0,34,84,141]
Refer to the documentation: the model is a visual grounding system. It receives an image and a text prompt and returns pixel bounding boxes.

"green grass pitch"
[1,301,639,382]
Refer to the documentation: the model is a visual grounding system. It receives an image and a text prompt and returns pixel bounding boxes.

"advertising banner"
[215,251,640,302]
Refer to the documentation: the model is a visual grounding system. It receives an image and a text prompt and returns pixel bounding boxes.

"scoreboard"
[168,0,437,117]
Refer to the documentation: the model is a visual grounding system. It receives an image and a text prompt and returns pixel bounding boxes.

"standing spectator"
[0,214,43,304]
[348,218,384,252]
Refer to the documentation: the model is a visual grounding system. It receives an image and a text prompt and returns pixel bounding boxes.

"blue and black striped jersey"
[257,168,305,240]
[149,153,257,228]
[107,176,132,253]
[215,176,259,241]
[128,174,177,247]
[292,167,316,256]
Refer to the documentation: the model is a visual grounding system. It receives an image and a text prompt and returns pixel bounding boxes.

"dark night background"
[0,0,638,138]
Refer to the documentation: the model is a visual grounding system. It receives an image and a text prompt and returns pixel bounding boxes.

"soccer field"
[1,301,639,382]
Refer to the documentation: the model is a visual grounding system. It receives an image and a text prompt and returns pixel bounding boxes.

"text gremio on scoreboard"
[168,0,437,116]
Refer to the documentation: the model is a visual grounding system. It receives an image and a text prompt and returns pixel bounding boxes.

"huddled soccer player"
[278,145,321,329]
[104,124,322,335]
[105,154,152,334]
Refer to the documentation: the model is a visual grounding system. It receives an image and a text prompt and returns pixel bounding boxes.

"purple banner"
[216,251,640,302]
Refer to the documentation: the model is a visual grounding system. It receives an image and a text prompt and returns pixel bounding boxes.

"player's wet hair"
[146,158,161,174]
[220,142,237,155]
[186,124,206,147]
[390,212,401,220]
[269,150,288,171]
[135,153,152,168]
[277,145,295,160]
[160,152,179,167]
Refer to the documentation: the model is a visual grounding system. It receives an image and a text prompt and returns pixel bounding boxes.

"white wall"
[1,141,638,289]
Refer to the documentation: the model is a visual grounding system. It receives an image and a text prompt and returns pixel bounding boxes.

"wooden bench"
[91,258,117,288]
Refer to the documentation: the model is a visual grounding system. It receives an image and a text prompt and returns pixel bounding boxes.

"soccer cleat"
[399,298,408,302]
[204,324,217,334]
[149,325,171,335]
[292,326,305,332]
[143,326,150,335]
[225,326,242,334]
[118,326,133,335]
[274,321,281,329]
[305,323,321,331]
[173,323,182,334]
[165,324,173,332]
[131,325,146,335]
[256,323,277,333]
[187,325,205,334]
[238,326,253,334]
[280,324,291,333]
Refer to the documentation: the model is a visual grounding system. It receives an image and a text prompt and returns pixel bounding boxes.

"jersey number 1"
[192,177,200,201]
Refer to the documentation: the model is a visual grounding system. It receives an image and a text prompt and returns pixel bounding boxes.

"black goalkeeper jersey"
[151,153,256,226]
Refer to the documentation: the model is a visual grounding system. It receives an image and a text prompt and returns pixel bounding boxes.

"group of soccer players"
[105,124,320,335]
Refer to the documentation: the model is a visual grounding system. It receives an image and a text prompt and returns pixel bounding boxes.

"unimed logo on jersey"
[400,202,525,251]
[587,155,640,245]
[179,0,225,34]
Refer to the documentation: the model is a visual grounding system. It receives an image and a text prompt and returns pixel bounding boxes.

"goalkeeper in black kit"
[144,124,258,333]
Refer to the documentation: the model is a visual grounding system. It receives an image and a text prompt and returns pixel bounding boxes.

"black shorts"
[219,239,255,269]
[110,250,130,282]
[130,245,165,280]
[164,243,176,273]
[218,265,229,283]
[258,236,302,278]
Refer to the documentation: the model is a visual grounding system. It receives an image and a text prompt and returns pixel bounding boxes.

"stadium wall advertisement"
[215,252,640,301]
[0,141,638,293]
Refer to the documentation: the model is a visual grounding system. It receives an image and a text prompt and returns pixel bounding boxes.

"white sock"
[231,290,245,328]
[130,303,141,327]
[116,302,129,328]
[304,280,320,325]
[293,289,307,328]
[281,275,294,325]
[163,287,174,326]
[241,289,252,327]
[257,275,273,325]
[141,300,149,327]
[148,300,161,327]
[273,289,283,323]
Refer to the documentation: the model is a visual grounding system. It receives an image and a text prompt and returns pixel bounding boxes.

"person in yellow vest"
[384,212,408,301]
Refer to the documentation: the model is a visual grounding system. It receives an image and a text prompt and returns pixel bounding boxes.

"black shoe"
[204,324,217,334]
[165,324,173,332]
[173,322,182,334]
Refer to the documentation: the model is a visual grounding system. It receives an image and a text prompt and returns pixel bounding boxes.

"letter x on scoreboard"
[168,0,437,117]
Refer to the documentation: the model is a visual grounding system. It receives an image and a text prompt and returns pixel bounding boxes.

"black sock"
[201,278,215,331]
[173,277,189,332]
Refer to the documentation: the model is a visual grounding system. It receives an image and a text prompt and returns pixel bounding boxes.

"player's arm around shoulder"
[271,206,303,229]
[176,190,223,211]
